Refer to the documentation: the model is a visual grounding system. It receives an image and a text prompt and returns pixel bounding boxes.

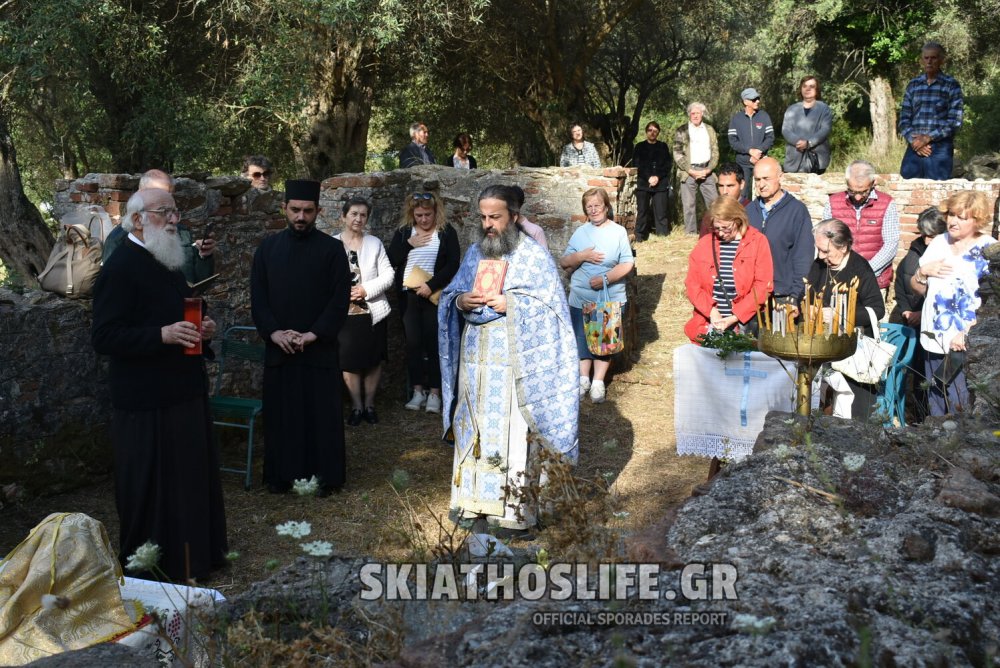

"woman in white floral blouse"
[910,191,997,415]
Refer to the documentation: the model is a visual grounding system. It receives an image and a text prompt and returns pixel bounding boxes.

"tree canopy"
[0,0,995,209]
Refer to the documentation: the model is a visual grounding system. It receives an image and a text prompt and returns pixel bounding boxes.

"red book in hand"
[474,259,508,297]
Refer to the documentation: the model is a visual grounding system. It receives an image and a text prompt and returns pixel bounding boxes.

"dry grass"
[0,233,706,596]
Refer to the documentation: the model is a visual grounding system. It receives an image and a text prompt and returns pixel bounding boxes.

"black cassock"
[251,226,350,490]
[92,240,227,581]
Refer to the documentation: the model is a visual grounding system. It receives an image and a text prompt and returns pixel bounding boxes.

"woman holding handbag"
[809,219,886,421]
[684,197,773,343]
[560,187,634,404]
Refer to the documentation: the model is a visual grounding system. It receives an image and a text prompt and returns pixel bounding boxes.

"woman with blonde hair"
[911,190,997,415]
[387,191,461,413]
[684,196,773,342]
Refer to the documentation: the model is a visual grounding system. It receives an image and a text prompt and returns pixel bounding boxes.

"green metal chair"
[210,326,265,489]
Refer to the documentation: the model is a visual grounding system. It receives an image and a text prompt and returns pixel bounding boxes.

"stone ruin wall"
[1,167,998,495]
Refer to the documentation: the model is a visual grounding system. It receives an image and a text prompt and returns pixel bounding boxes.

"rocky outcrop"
[219,414,998,667]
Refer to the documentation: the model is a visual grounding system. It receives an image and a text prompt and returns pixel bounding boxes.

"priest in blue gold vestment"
[439,185,579,529]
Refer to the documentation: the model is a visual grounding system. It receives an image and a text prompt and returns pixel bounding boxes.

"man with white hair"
[674,102,719,235]
[398,121,436,168]
[898,42,963,180]
[102,169,216,285]
[92,187,228,581]
[821,160,900,291]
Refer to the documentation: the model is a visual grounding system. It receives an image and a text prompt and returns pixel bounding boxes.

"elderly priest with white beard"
[439,185,578,531]
[92,187,228,582]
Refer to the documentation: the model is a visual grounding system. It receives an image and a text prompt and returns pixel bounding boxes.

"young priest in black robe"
[251,180,351,495]
[92,187,228,581]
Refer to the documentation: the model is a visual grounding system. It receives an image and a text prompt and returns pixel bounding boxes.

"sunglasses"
[749,97,760,102]
[249,170,272,178]
[411,192,434,201]
[349,250,358,264]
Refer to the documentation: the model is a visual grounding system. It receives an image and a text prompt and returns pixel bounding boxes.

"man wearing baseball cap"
[727,87,774,200]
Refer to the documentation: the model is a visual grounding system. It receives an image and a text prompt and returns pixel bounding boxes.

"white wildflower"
[275,521,312,539]
[773,444,791,460]
[731,613,776,633]
[292,475,320,496]
[125,541,161,572]
[612,511,630,519]
[300,541,334,557]
[842,453,866,472]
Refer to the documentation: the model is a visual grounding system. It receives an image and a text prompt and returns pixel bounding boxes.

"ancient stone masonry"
[781,172,1000,266]
[4,166,630,494]
[4,168,997,495]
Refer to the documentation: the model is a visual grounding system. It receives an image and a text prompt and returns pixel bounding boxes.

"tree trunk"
[293,43,377,177]
[869,75,897,159]
[0,101,55,286]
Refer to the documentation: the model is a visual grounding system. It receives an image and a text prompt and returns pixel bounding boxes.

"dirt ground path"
[0,234,706,596]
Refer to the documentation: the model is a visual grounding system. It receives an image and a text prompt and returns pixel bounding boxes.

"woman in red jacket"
[684,197,773,343]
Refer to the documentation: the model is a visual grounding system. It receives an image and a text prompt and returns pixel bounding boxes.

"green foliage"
[696,329,759,358]
[957,89,1000,157]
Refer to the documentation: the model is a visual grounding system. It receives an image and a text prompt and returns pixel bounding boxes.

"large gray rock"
[218,415,998,667]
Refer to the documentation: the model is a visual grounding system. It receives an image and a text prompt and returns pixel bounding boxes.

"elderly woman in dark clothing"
[387,192,461,414]
[890,207,947,327]
[808,219,886,421]
[887,207,946,421]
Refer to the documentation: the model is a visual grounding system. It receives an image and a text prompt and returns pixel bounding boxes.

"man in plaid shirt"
[898,42,963,180]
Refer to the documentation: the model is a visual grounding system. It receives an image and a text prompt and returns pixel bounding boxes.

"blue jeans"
[900,139,953,180]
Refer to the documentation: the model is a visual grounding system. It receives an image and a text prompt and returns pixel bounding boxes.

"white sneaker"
[405,390,428,411]
[579,376,591,398]
[590,380,606,404]
[425,393,442,414]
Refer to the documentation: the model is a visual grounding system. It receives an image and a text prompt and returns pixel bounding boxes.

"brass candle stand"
[758,329,857,416]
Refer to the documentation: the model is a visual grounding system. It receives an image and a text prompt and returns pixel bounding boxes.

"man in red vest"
[821,160,900,292]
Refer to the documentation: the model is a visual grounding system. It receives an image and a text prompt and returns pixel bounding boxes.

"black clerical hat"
[285,179,321,203]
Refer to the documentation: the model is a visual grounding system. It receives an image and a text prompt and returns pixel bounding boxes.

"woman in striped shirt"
[684,197,773,343]
[388,192,461,414]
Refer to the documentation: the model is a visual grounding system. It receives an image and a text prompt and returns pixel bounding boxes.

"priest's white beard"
[143,221,185,271]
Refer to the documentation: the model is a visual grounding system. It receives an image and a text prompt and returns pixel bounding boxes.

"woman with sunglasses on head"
[684,196,773,344]
[388,192,461,414]
[334,197,394,426]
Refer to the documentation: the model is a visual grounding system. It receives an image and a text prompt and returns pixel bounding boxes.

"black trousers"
[402,291,441,389]
[635,189,671,237]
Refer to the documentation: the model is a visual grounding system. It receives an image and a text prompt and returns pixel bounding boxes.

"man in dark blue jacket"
[745,157,814,308]
[728,88,774,200]
[399,122,436,168]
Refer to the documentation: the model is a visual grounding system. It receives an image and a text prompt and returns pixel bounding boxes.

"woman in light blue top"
[560,187,635,403]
